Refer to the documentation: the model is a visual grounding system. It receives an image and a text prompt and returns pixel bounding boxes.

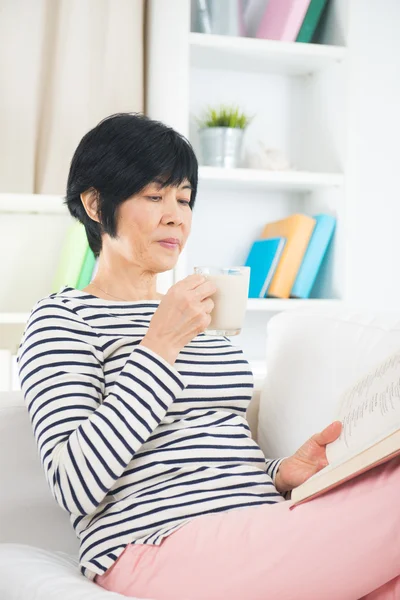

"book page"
[326,351,400,465]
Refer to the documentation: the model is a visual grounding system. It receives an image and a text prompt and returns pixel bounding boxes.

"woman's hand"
[274,421,343,494]
[140,274,217,365]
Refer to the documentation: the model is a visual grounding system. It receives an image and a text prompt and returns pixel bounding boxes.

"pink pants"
[96,457,400,600]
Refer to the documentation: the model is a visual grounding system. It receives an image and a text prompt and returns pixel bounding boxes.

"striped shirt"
[18,287,285,579]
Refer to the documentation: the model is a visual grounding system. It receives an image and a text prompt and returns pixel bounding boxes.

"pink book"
[256,0,312,42]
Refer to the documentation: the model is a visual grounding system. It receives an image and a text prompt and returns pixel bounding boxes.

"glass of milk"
[194,266,250,336]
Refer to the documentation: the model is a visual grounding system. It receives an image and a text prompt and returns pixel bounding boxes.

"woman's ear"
[80,189,100,223]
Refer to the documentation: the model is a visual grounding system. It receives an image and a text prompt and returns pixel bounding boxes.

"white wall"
[345,0,400,308]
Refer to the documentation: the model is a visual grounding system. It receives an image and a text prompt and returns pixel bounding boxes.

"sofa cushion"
[0,392,78,554]
[258,307,400,458]
[0,544,131,600]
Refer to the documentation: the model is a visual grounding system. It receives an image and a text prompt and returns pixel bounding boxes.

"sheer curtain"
[0,0,145,194]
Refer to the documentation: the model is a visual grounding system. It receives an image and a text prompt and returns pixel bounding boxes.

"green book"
[76,246,96,290]
[296,0,328,43]
[51,221,89,293]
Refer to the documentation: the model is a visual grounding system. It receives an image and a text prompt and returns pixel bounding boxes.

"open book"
[290,350,400,506]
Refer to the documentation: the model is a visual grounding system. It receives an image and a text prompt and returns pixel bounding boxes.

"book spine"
[282,0,312,41]
[256,0,311,42]
[296,0,328,43]
[77,247,96,290]
[267,218,316,298]
[291,215,336,299]
[52,222,89,293]
[195,0,212,34]
[260,239,285,297]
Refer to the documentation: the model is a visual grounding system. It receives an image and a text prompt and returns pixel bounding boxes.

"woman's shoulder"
[24,287,98,340]
[19,289,103,363]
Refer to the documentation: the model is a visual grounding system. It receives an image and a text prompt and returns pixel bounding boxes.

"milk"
[205,269,249,335]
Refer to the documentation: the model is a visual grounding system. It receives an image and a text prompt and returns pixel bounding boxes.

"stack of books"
[244,0,329,43]
[244,213,336,299]
[52,221,97,293]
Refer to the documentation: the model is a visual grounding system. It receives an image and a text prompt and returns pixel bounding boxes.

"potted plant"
[197,105,252,168]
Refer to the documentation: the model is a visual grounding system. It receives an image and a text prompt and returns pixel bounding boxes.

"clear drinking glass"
[194,266,250,336]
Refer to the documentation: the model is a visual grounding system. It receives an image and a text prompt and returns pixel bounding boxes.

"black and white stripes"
[18,287,284,579]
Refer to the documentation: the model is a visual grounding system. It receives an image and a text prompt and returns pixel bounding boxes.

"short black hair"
[66,113,198,256]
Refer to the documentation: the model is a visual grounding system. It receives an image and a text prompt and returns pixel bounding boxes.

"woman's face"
[109,179,193,273]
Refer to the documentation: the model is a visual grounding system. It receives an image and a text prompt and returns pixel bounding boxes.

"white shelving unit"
[198,166,344,192]
[0,1,348,369]
[0,301,343,327]
[190,31,347,75]
[0,313,30,325]
[246,298,342,312]
[0,193,73,326]
[0,194,67,215]
[146,0,348,363]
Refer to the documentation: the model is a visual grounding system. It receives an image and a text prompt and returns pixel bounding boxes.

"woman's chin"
[150,244,181,271]
[154,256,179,272]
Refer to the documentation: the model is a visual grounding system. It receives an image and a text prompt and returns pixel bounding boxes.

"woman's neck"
[85,258,163,302]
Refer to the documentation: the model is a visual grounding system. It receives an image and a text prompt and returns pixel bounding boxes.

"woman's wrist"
[140,335,179,366]
[274,459,292,494]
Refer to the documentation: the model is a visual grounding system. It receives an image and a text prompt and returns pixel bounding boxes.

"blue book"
[291,214,336,299]
[245,237,286,298]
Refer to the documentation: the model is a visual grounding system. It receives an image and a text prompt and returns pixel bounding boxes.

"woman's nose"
[162,199,182,225]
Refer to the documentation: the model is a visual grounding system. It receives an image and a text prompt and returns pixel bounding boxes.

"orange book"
[261,214,316,298]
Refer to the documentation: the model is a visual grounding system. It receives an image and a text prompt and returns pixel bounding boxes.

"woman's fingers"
[312,421,342,446]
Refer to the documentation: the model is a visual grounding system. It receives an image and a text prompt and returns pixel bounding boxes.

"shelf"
[247,299,342,312]
[0,313,30,325]
[198,166,343,192]
[190,33,347,76]
[0,194,67,215]
[0,301,342,329]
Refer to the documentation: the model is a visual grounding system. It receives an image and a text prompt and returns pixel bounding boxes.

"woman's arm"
[18,298,186,517]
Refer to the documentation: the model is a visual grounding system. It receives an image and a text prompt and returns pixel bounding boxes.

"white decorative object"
[245,142,291,171]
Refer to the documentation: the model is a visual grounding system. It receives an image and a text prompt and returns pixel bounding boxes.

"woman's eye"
[146,196,190,206]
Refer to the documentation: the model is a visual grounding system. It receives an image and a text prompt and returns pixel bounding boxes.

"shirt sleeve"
[265,457,286,485]
[17,298,186,517]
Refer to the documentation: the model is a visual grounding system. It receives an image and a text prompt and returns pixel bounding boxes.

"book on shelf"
[290,214,336,299]
[291,349,400,506]
[256,0,311,42]
[261,213,316,298]
[52,221,89,292]
[245,237,286,298]
[295,0,329,43]
[52,222,98,293]
[76,246,96,290]
[243,0,270,38]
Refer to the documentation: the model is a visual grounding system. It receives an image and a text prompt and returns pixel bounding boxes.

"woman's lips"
[158,241,179,249]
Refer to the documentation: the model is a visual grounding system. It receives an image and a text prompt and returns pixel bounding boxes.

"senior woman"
[18,114,400,600]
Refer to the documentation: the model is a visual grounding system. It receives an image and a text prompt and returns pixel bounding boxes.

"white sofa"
[2,306,400,600]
